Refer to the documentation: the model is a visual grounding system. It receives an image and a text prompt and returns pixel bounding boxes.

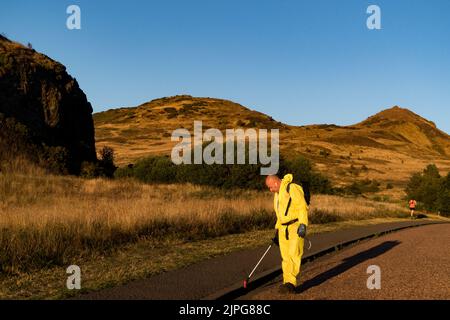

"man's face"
[266,178,280,193]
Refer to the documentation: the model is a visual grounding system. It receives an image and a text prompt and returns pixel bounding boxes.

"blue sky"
[1,0,449,133]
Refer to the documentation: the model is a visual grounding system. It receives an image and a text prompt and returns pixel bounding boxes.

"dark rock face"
[0,35,96,172]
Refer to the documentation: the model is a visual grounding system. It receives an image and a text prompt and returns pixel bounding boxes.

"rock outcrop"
[0,35,96,173]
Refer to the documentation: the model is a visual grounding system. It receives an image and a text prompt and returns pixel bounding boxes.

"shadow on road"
[299,240,400,293]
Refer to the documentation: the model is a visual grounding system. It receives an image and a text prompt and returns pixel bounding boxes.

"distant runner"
[409,199,417,219]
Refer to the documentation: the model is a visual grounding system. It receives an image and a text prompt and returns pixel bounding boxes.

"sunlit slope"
[94,96,450,186]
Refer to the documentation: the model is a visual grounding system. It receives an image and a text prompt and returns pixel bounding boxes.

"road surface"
[248,223,450,300]
[78,220,443,300]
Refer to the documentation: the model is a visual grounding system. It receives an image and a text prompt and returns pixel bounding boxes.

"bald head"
[265,175,281,193]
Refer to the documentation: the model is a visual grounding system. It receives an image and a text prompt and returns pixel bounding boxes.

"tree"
[405,172,423,200]
[405,164,448,212]
[423,164,441,179]
[437,173,450,216]
[98,146,117,178]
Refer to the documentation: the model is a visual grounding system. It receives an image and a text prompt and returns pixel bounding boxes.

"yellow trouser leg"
[279,225,304,287]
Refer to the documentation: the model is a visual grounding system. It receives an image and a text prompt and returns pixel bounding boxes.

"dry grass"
[1,174,271,227]
[0,172,273,273]
[1,170,411,274]
[309,195,409,223]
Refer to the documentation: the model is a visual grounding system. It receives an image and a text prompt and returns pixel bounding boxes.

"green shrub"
[278,155,333,194]
[319,149,330,157]
[114,164,135,179]
[437,190,450,216]
[309,210,344,224]
[0,113,103,176]
[98,146,117,178]
[79,146,117,179]
[0,113,35,165]
[115,146,332,194]
[405,165,450,215]
[38,145,69,174]
[0,113,70,174]
[132,156,177,183]
[80,162,100,178]
[343,179,380,195]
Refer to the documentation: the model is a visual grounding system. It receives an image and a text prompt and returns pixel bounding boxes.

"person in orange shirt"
[409,199,417,218]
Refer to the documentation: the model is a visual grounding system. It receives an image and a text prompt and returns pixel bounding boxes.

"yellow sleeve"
[290,184,309,226]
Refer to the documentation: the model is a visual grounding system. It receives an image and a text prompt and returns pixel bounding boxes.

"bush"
[79,146,118,179]
[346,182,362,195]
[319,149,330,157]
[80,162,100,178]
[437,189,450,216]
[342,179,380,195]
[38,145,69,174]
[132,156,177,183]
[114,164,135,179]
[98,146,117,178]
[278,155,333,194]
[0,113,70,174]
[405,164,450,215]
[0,113,34,166]
[114,147,333,194]
[309,210,344,224]
[0,113,100,176]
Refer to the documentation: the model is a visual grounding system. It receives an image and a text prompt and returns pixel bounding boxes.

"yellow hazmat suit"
[274,174,309,287]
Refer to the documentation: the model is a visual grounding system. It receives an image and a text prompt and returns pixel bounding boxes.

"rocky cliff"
[0,35,96,173]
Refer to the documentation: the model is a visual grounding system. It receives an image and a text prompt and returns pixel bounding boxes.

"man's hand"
[297,224,307,238]
[272,229,279,246]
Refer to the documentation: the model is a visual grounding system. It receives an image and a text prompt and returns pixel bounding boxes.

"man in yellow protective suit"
[265,173,309,294]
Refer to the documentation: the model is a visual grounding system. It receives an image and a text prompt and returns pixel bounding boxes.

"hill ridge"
[93,95,450,188]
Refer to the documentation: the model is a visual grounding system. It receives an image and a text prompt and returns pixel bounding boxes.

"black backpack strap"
[284,182,310,215]
[284,183,292,216]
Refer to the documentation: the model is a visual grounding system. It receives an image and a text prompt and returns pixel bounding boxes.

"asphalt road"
[248,223,450,300]
[78,220,441,300]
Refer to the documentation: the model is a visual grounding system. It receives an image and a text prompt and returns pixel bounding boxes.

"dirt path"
[249,224,450,300]
[78,220,441,300]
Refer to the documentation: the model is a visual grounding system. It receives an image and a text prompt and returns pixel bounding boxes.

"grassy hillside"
[94,95,284,164]
[94,96,450,193]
